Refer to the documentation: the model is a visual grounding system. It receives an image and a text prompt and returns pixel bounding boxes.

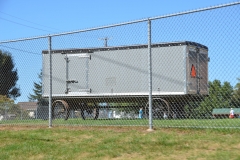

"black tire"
[80,103,99,120]
[94,107,100,120]
[145,98,170,119]
[52,100,70,120]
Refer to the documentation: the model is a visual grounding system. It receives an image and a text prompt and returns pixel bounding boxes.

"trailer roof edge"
[42,41,208,54]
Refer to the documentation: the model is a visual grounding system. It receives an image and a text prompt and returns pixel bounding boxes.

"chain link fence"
[0,2,240,128]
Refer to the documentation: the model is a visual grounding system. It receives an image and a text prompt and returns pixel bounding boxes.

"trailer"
[42,41,209,120]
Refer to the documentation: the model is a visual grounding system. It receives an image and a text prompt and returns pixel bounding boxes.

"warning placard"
[191,64,196,78]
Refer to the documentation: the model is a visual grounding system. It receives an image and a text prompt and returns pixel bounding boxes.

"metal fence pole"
[48,36,52,128]
[148,19,153,131]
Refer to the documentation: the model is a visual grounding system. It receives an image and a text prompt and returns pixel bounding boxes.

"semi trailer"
[42,41,209,120]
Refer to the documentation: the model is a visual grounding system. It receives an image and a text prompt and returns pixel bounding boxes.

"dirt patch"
[0,125,48,131]
[0,125,188,132]
[0,125,150,132]
[0,125,238,135]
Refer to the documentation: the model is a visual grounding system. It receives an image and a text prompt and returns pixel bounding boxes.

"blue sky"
[0,0,237,40]
[0,0,239,103]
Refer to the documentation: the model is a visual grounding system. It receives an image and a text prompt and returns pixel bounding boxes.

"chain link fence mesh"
[0,38,48,125]
[0,2,240,128]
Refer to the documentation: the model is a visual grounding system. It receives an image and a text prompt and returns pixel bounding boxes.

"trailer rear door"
[187,47,208,94]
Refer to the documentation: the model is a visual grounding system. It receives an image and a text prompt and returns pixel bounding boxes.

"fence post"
[48,36,52,128]
[147,19,153,131]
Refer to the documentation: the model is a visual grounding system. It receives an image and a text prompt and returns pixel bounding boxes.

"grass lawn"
[0,125,240,160]
[1,118,240,129]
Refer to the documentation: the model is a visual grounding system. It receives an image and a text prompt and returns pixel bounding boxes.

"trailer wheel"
[145,98,170,119]
[52,100,70,120]
[80,103,99,120]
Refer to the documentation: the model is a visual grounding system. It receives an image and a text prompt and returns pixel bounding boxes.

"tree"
[28,71,48,106]
[232,78,240,107]
[0,50,20,99]
[185,80,234,119]
[0,95,12,115]
[0,95,21,118]
[198,80,233,117]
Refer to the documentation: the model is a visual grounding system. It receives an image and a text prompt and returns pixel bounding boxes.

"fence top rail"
[0,1,239,44]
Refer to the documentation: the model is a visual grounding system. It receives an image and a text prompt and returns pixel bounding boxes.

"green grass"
[0,126,240,160]
[1,118,240,129]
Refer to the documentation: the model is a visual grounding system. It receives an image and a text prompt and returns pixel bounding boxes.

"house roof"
[17,102,38,111]
[212,108,240,115]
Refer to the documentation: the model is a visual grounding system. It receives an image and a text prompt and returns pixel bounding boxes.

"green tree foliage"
[0,50,20,99]
[232,78,240,107]
[185,80,234,119]
[0,95,21,117]
[199,80,233,116]
[28,71,48,106]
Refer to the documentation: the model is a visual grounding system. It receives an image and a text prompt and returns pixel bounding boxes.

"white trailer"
[42,41,209,120]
